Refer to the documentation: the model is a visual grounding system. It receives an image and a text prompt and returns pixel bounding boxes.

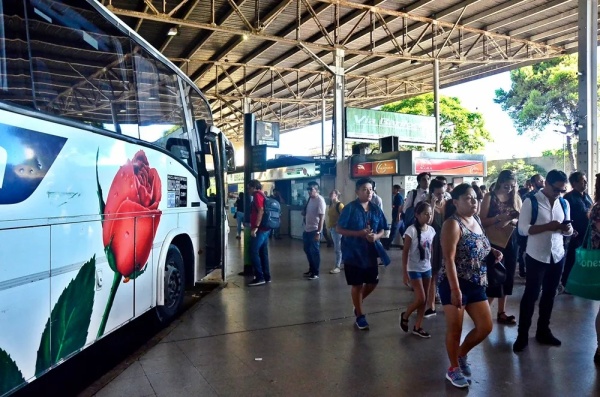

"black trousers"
[561,235,581,286]
[517,254,564,336]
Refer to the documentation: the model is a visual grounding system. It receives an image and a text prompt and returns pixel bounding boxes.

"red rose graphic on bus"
[102,150,162,280]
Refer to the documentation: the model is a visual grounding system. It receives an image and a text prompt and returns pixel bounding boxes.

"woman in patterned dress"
[440,183,503,388]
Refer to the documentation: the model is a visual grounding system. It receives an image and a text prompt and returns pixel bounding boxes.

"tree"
[494,55,582,171]
[381,93,492,153]
[486,159,546,187]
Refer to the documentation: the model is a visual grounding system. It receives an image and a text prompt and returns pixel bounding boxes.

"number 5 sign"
[255,121,280,148]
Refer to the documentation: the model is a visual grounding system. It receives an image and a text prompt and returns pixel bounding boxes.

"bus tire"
[156,244,186,323]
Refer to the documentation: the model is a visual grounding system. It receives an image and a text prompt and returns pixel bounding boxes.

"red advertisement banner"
[415,158,484,176]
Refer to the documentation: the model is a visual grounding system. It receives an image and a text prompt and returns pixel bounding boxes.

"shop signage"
[256,121,280,148]
[352,160,398,177]
[345,107,435,144]
[374,160,397,175]
[414,158,484,176]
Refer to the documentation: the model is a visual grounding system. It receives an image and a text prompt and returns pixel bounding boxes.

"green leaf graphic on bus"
[35,256,96,376]
[96,150,162,337]
[0,348,25,396]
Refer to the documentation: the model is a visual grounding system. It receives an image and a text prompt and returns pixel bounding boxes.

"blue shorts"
[438,277,487,306]
[408,269,432,280]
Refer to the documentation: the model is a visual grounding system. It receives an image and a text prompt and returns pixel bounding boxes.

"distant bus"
[0,1,234,395]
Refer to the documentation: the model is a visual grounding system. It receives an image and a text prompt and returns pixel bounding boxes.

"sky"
[245,71,567,164]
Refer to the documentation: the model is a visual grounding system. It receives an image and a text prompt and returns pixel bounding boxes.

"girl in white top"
[400,201,436,338]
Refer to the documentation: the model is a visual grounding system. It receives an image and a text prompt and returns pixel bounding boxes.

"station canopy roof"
[104,0,598,143]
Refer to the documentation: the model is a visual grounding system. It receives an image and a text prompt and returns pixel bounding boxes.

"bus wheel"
[156,244,186,323]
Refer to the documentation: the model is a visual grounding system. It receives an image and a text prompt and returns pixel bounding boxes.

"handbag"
[486,252,507,287]
[484,224,515,249]
[566,223,600,300]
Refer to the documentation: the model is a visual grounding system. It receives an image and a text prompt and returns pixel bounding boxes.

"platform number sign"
[256,121,280,148]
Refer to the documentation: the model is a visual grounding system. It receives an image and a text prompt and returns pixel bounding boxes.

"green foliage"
[494,55,579,135]
[36,256,96,375]
[486,160,546,187]
[0,348,25,396]
[381,93,492,153]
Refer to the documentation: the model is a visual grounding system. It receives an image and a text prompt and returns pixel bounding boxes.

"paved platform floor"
[88,232,600,397]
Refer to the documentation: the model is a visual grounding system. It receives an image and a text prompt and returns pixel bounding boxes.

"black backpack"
[255,192,281,229]
[402,189,418,227]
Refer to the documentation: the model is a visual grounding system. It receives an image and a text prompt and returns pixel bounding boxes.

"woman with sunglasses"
[480,170,522,325]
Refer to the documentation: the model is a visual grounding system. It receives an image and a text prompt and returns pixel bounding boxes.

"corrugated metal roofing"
[102,0,596,142]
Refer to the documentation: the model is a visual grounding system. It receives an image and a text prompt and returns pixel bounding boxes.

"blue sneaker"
[458,355,471,377]
[446,367,469,388]
[355,315,369,330]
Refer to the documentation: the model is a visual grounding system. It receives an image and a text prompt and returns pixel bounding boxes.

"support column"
[321,98,326,156]
[577,0,598,184]
[433,59,441,152]
[333,48,345,161]
[332,48,349,199]
[242,99,255,275]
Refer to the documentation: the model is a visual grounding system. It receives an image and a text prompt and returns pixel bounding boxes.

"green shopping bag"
[566,223,600,300]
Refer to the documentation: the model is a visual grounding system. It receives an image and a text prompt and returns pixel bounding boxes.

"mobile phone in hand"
[561,219,573,224]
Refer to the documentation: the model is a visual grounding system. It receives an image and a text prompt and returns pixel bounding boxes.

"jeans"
[517,254,564,336]
[386,219,403,248]
[329,227,342,268]
[303,231,321,275]
[250,230,270,281]
[236,211,244,236]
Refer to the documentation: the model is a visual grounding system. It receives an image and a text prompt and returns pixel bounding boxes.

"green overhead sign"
[345,107,436,144]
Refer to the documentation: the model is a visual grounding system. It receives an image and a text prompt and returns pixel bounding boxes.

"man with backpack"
[303,181,326,280]
[513,170,573,353]
[247,179,273,286]
[517,174,546,277]
[402,172,431,228]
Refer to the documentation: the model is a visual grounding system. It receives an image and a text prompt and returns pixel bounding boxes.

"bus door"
[202,126,228,280]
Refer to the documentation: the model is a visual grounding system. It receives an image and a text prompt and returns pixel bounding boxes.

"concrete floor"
[88,232,600,397]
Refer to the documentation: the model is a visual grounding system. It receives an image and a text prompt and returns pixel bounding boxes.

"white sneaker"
[330,267,341,274]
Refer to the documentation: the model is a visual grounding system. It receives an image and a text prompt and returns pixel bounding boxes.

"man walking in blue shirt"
[337,177,388,330]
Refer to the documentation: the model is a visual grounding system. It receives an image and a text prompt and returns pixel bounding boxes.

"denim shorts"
[438,277,487,306]
[408,269,432,280]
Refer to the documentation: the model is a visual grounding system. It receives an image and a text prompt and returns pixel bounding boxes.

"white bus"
[0,1,235,395]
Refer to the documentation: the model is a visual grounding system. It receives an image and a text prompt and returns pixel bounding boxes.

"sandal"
[497,312,517,325]
[400,312,409,332]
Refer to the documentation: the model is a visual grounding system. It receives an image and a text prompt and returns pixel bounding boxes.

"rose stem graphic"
[96,271,121,338]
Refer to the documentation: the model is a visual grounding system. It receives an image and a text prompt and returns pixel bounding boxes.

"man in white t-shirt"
[302,181,326,280]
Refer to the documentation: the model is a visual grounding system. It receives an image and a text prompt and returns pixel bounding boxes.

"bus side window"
[134,51,188,158]
[166,138,192,168]
[25,0,138,132]
[0,1,34,109]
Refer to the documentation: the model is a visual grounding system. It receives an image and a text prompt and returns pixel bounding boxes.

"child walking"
[400,201,436,338]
